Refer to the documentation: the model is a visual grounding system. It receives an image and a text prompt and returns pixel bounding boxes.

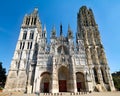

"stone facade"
[4,6,115,93]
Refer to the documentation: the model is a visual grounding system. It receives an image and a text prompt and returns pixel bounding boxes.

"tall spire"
[52,25,56,32]
[43,24,46,32]
[68,24,71,31]
[68,24,73,38]
[60,24,63,36]
[51,25,56,38]
[43,24,47,38]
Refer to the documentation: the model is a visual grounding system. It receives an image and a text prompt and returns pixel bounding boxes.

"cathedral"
[4,6,115,93]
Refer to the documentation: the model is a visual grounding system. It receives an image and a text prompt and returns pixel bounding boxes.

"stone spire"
[61,46,65,54]
[43,24,46,32]
[60,24,63,36]
[43,24,47,38]
[68,24,71,31]
[51,25,56,38]
[68,24,73,38]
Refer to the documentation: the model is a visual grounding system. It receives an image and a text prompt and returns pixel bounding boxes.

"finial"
[68,24,73,38]
[51,25,56,37]
[52,25,56,32]
[68,24,71,31]
[43,24,46,32]
[61,46,65,54]
[33,8,38,14]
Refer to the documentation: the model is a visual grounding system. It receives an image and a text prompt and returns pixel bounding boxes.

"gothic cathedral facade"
[4,6,115,93]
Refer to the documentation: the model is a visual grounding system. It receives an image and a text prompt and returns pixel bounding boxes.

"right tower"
[77,6,115,91]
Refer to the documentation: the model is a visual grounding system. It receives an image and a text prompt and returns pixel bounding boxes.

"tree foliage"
[0,62,6,88]
[112,71,120,91]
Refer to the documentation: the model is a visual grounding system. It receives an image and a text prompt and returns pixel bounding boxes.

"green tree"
[112,71,120,91]
[0,62,6,89]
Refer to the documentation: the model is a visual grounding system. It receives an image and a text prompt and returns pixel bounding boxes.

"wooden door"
[59,80,67,92]
[44,82,49,93]
[77,82,81,92]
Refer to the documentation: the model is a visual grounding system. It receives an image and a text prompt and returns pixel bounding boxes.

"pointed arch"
[57,45,69,55]
[40,72,51,93]
[58,66,69,92]
[76,72,85,92]
[22,31,27,40]
[93,67,99,84]
[29,30,34,39]
[101,67,108,84]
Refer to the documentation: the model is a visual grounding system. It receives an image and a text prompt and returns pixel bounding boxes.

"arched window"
[31,17,34,25]
[30,42,32,49]
[26,17,30,25]
[29,31,34,39]
[22,31,27,40]
[93,67,99,84]
[22,42,25,50]
[20,42,22,49]
[27,42,29,49]
[101,67,108,84]
[101,68,105,83]
[34,17,37,25]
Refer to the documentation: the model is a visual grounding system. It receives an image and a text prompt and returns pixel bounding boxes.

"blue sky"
[0,0,120,73]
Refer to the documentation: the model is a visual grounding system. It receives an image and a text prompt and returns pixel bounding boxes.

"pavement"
[0,91,120,96]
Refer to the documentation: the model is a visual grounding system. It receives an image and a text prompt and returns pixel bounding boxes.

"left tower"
[4,8,41,92]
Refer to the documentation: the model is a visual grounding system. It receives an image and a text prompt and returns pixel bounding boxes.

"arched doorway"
[58,66,69,92]
[40,72,50,93]
[76,72,85,92]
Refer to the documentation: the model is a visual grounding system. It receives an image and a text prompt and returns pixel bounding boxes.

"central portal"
[58,66,69,92]
[59,80,67,92]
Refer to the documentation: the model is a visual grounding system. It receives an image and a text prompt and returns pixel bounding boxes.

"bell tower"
[4,8,41,93]
[77,6,115,91]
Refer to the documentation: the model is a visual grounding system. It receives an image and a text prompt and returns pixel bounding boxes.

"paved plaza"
[0,92,120,96]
